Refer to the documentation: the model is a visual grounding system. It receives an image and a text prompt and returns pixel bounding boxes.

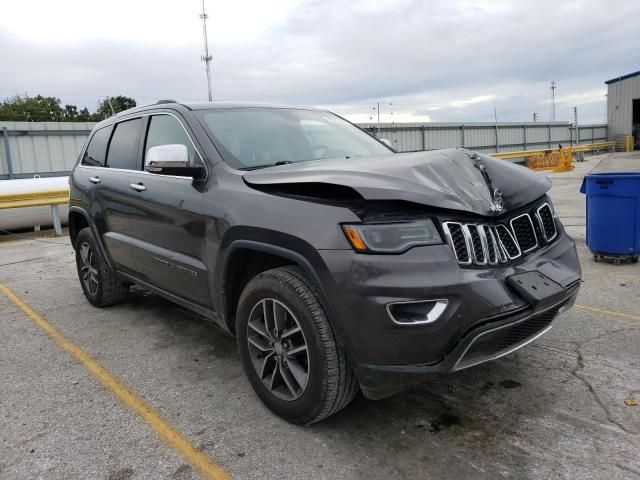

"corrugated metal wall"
[0,120,608,179]
[607,74,640,138]
[357,122,608,154]
[0,121,94,179]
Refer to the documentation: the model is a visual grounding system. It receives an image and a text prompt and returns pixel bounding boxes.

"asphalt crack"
[569,344,638,436]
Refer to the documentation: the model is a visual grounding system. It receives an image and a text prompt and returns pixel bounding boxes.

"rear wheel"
[236,266,358,424]
[75,227,129,307]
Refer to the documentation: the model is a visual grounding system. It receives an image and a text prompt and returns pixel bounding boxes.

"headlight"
[341,219,442,253]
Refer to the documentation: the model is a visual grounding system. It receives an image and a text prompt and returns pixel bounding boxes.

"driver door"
[126,113,211,307]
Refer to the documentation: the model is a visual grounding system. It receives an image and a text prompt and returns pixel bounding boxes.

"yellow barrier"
[526,147,574,172]
[0,187,69,236]
[0,188,69,210]
[491,141,616,172]
[492,141,616,160]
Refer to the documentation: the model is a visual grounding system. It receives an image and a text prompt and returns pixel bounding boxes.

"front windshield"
[196,108,392,170]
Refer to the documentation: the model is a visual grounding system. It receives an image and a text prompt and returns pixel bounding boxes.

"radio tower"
[550,80,557,122]
[200,0,213,102]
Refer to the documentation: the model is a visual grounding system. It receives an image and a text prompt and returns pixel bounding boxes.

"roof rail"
[155,99,177,104]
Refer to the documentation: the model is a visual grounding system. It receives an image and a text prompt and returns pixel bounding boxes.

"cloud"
[450,95,496,108]
[1,0,638,123]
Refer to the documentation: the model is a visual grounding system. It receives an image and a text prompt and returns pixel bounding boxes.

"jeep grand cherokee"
[69,102,581,424]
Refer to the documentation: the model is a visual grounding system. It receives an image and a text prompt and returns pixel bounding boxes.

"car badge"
[490,188,504,212]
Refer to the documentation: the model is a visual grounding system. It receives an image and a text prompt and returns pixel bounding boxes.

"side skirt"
[116,271,227,332]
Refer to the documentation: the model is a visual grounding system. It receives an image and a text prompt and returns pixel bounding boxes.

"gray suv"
[69,101,581,424]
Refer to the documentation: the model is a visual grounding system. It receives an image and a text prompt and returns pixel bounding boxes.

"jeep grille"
[442,202,557,267]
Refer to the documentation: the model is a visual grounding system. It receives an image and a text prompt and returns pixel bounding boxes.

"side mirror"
[379,138,396,151]
[145,144,204,179]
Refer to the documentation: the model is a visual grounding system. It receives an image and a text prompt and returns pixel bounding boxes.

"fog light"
[386,299,449,325]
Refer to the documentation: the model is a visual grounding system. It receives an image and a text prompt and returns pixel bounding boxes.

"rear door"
[126,113,210,307]
[75,119,145,273]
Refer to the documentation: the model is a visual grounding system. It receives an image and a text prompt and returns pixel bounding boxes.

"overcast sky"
[1,0,638,124]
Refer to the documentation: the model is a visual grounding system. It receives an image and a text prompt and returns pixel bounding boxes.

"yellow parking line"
[575,304,640,322]
[0,283,231,480]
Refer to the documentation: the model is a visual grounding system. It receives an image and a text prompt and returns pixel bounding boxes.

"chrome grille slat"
[536,203,557,242]
[477,225,491,265]
[482,225,500,265]
[510,213,538,253]
[442,222,471,264]
[489,226,508,264]
[466,224,487,265]
[495,224,521,260]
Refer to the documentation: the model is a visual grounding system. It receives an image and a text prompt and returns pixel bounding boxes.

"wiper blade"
[240,161,293,171]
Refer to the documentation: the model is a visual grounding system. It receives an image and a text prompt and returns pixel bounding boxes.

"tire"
[236,266,358,425]
[74,227,129,307]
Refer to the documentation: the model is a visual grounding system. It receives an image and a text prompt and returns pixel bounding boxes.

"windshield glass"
[195,108,392,170]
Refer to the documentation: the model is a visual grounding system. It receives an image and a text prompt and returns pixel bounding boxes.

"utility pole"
[550,80,557,122]
[532,112,538,122]
[199,0,213,102]
[493,107,499,152]
[573,106,579,145]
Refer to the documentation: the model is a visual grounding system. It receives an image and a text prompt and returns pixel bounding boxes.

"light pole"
[372,102,392,137]
[200,0,213,102]
[550,80,557,122]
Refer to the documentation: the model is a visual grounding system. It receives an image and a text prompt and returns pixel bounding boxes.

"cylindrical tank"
[0,176,69,231]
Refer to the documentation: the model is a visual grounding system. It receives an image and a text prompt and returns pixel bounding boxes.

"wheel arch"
[68,206,113,269]
[215,237,353,361]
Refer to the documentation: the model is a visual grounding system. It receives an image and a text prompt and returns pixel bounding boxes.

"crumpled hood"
[243,148,551,216]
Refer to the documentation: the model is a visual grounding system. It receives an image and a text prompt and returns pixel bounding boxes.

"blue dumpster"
[580,172,640,262]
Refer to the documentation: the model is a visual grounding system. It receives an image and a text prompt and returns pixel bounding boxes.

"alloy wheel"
[79,241,99,295]
[246,298,310,401]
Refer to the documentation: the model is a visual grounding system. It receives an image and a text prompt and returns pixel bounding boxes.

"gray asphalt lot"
[1,153,639,479]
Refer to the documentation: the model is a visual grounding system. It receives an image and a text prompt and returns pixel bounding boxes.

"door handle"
[129,183,146,192]
[89,176,101,184]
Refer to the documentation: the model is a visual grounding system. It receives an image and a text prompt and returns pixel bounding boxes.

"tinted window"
[145,115,200,166]
[82,126,111,166]
[106,118,142,170]
[196,108,391,170]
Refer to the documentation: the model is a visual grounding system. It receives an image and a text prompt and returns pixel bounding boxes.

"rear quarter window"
[81,126,112,167]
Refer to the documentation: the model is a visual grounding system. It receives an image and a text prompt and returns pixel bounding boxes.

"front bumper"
[318,227,581,399]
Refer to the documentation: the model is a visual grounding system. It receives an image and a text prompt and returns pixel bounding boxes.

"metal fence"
[0,120,608,179]
[357,122,608,155]
[0,121,93,179]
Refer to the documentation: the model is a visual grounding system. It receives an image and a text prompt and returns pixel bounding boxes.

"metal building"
[606,70,640,149]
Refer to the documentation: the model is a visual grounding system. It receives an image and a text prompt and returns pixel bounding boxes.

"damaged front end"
[243,148,552,217]
[243,148,558,263]
[242,147,581,399]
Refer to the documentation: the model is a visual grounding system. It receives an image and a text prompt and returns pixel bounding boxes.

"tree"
[0,93,137,122]
[0,94,65,121]
[76,107,96,122]
[63,104,78,121]
[95,95,137,120]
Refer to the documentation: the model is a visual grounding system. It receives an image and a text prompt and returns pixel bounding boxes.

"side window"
[106,118,142,170]
[145,115,200,166]
[82,126,111,166]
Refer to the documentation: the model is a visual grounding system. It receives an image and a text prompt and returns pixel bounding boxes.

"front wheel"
[74,227,129,307]
[236,266,358,424]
